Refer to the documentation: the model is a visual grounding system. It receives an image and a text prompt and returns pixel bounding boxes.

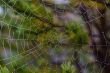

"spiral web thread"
[0,0,110,73]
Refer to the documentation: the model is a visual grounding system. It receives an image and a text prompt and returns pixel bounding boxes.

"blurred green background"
[0,0,110,73]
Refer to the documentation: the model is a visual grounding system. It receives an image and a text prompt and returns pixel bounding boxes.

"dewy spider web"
[77,0,110,73]
[0,0,110,73]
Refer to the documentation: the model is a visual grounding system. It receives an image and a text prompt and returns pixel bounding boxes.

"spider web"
[0,0,110,73]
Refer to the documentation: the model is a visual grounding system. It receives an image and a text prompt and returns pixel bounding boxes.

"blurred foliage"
[0,66,10,73]
[0,0,103,73]
[61,61,76,73]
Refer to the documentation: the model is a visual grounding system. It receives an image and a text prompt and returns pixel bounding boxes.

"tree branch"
[1,0,65,36]
[2,0,63,28]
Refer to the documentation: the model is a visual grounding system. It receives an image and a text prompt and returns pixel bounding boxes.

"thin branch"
[1,0,65,36]
[2,0,63,28]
